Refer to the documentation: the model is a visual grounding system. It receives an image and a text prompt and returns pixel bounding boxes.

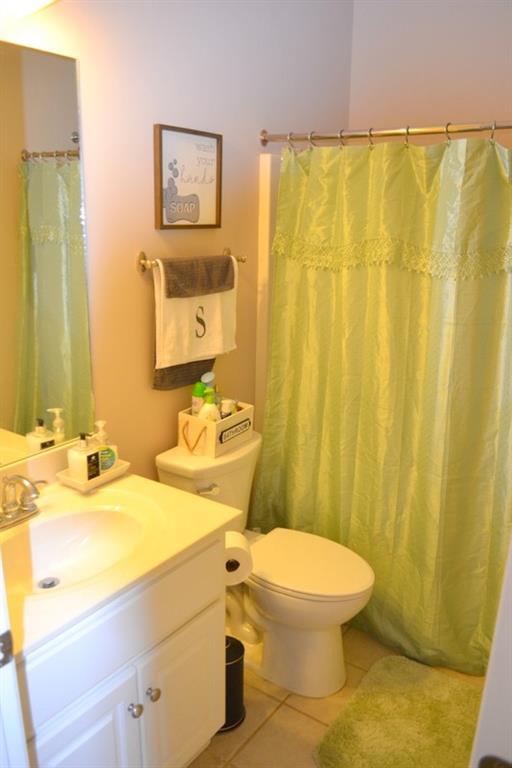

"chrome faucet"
[0,475,47,530]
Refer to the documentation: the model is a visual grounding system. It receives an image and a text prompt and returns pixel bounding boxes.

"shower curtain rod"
[260,121,512,146]
[21,149,80,160]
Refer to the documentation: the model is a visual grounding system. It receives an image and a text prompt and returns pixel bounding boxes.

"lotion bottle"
[198,391,220,421]
[67,433,100,481]
[26,418,55,451]
[47,408,65,443]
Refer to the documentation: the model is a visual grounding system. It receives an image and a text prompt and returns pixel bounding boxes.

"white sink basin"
[0,473,243,656]
[3,506,145,594]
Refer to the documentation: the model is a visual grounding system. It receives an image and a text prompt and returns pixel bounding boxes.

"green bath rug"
[314,656,482,768]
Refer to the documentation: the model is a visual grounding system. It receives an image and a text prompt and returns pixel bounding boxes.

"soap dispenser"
[67,433,100,481]
[47,408,65,443]
[93,420,118,472]
[26,418,55,451]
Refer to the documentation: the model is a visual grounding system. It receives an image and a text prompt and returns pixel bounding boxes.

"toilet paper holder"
[224,531,253,586]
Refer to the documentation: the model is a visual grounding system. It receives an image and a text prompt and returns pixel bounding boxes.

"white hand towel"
[153,256,237,369]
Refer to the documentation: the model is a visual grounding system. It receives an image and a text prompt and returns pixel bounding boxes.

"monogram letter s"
[195,305,206,338]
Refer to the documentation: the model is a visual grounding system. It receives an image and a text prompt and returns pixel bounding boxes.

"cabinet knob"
[128,702,144,718]
[146,686,162,703]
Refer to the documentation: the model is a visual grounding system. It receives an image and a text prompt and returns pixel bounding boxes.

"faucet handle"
[19,479,47,512]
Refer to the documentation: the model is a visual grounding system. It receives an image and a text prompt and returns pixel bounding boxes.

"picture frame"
[154,124,222,229]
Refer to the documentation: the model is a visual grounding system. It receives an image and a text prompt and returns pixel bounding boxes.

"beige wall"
[349,0,512,144]
[0,44,24,430]
[1,0,354,477]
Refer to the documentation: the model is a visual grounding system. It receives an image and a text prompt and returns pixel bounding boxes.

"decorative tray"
[56,459,131,493]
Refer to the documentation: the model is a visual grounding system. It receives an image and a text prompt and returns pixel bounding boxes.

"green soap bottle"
[191,381,206,415]
[93,420,118,472]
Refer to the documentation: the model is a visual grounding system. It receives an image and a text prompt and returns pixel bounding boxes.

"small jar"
[220,399,236,418]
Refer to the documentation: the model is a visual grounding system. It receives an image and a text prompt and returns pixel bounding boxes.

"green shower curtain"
[14,158,94,438]
[250,139,512,674]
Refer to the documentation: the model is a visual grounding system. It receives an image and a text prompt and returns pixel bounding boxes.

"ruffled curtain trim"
[273,140,512,281]
[273,232,512,280]
[20,222,85,249]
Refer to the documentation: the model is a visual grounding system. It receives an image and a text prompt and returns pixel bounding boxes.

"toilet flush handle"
[197,483,220,497]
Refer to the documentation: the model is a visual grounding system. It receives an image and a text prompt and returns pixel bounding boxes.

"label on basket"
[218,418,251,444]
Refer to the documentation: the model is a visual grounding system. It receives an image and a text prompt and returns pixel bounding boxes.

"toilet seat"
[248,527,374,602]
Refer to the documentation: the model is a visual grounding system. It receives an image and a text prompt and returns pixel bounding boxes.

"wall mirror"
[0,40,94,467]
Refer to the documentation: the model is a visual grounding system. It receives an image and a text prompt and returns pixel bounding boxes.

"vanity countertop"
[0,473,243,658]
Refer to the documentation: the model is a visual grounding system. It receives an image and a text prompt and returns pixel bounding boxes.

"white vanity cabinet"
[19,539,226,768]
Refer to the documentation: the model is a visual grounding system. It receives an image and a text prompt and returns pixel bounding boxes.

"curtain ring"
[287,132,296,150]
[404,125,410,147]
[445,122,452,143]
[308,131,318,148]
[489,120,496,144]
[368,127,374,149]
[338,129,345,149]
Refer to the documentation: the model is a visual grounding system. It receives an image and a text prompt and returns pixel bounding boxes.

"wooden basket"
[178,402,254,457]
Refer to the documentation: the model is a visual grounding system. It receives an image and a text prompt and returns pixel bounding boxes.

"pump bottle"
[67,433,101,481]
[26,418,55,451]
[92,420,118,472]
[47,408,65,444]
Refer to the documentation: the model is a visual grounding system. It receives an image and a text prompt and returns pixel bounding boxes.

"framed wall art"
[154,124,222,229]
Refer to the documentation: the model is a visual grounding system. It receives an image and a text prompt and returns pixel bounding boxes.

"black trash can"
[218,636,245,732]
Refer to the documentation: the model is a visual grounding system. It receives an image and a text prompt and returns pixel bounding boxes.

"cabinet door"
[30,667,142,768]
[137,600,225,768]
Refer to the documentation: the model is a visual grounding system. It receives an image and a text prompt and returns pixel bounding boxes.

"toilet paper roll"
[224,531,253,586]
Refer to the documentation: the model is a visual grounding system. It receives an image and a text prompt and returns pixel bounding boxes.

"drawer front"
[20,540,224,735]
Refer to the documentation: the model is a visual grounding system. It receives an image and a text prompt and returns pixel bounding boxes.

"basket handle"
[182,420,207,454]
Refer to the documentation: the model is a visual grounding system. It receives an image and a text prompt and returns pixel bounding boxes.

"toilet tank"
[156,432,262,531]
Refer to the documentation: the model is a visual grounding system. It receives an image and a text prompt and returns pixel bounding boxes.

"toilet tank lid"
[156,432,262,479]
[249,528,375,600]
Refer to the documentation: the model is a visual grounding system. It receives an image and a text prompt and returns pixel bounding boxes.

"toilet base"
[243,622,346,698]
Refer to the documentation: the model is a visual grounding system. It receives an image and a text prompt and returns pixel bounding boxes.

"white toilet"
[156,432,374,698]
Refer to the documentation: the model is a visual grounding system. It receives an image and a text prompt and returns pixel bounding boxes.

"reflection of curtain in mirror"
[251,140,512,674]
[14,158,94,438]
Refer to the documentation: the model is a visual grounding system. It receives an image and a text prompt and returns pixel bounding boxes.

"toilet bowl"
[155,432,374,698]
[242,527,373,696]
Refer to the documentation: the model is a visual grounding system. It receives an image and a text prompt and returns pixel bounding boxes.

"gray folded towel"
[153,358,215,391]
[162,255,234,298]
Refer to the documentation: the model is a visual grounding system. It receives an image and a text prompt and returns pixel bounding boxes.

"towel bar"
[138,248,246,273]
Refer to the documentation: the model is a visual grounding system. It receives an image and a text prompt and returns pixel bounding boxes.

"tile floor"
[190,626,484,768]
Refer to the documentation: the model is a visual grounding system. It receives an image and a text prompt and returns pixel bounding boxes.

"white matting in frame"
[154,124,222,229]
